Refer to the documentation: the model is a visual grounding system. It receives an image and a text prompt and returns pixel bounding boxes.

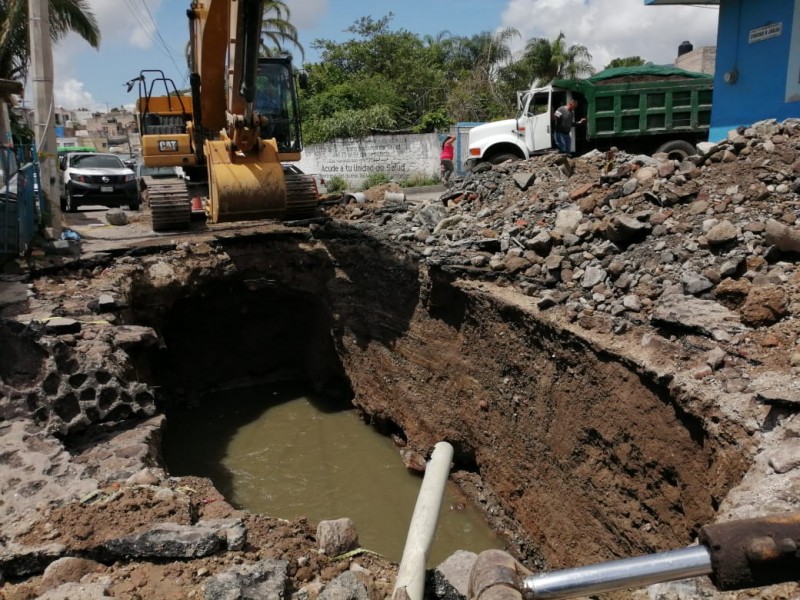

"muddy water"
[163,384,503,565]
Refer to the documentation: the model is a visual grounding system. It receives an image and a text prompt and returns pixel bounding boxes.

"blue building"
[646,0,800,141]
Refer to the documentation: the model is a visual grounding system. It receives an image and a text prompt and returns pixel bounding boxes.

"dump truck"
[128,0,318,231]
[466,65,713,167]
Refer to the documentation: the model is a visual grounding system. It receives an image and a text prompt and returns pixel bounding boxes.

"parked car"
[59,152,138,212]
[283,164,327,195]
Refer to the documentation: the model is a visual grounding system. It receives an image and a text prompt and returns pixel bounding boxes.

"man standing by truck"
[552,99,585,154]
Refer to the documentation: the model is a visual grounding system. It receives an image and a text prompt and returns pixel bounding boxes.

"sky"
[46,0,720,112]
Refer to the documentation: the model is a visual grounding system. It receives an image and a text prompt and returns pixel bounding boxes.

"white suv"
[59,152,139,212]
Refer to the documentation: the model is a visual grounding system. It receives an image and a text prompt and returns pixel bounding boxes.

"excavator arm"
[132,0,317,230]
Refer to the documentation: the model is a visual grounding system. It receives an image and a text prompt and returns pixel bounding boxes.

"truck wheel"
[656,140,696,161]
[490,153,520,165]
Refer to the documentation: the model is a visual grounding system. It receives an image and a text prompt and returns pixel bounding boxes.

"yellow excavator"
[128,0,318,231]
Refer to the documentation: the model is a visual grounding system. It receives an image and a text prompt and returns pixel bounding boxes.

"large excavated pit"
[118,230,751,571]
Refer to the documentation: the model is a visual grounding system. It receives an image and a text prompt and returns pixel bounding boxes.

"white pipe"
[393,441,454,600]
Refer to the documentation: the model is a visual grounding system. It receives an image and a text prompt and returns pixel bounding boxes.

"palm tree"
[261,0,304,61]
[0,0,100,82]
[508,32,594,89]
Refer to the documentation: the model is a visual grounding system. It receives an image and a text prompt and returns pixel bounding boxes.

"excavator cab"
[253,58,302,154]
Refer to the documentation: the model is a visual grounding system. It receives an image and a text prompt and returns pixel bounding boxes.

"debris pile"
[328,119,800,351]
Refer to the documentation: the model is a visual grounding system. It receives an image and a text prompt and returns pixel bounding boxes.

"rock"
[569,182,594,199]
[433,550,477,600]
[714,278,750,309]
[316,518,359,557]
[681,272,714,296]
[765,219,800,253]
[203,558,288,600]
[200,518,247,552]
[740,285,788,326]
[633,166,658,182]
[44,317,82,335]
[651,295,743,337]
[604,215,650,244]
[319,571,369,600]
[622,294,642,312]
[504,256,531,274]
[400,448,424,473]
[125,467,160,486]
[752,373,800,406]
[526,231,551,254]
[768,440,800,474]
[416,204,449,229]
[706,220,738,245]
[38,557,106,595]
[621,178,639,196]
[104,523,225,559]
[581,266,606,289]
[554,208,582,235]
[706,347,727,370]
[105,209,129,226]
[512,173,536,190]
[38,582,112,599]
[113,325,160,349]
[97,294,116,311]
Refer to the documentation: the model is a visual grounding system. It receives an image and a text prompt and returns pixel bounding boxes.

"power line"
[120,0,187,88]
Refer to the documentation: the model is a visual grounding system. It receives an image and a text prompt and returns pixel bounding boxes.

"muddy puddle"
[163,384,503,564]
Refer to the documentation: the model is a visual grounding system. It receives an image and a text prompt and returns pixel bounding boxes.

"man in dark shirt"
[553,99,585,154]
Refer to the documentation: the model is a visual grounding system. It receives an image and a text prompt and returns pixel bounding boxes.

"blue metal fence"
[1,145,40,256]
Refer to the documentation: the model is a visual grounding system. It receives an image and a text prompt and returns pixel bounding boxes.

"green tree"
[444,28,521,122]
[604,56,647,70]
[302,14,449,141]
[0,0,100,82]
[261,0,304,60]
[503,32,594,91]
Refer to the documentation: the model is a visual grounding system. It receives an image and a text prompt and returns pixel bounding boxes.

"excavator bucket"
[205,137,287,223]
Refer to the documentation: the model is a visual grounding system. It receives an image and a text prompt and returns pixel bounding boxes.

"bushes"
[326,176,347,193]
[360,172,392,190]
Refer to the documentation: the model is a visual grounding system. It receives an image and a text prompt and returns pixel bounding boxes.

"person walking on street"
[440,134,456,183]
[552,99,585,154]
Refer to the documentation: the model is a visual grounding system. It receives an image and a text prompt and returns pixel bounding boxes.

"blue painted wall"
[710,0,800,140]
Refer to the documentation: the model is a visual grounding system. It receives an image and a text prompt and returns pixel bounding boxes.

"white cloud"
[86,0,164,49]
[500,0,718,72]
[54,78,105,112]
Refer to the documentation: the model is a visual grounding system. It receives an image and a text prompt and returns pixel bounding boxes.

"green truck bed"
[553,66,713,140]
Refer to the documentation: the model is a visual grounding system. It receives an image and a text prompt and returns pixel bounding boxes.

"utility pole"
[28,0,61,232]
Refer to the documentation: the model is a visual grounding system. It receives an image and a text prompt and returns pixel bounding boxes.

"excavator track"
[283,173,320,220]
[143,176,192,232]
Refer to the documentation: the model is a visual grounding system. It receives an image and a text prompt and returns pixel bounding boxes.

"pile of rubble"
[329,119,800,355]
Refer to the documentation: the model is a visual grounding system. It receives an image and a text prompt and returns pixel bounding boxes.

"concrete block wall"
[297,133,441,189]
[675,47,717,75]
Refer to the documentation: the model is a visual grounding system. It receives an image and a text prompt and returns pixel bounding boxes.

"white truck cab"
[467,85,577,168]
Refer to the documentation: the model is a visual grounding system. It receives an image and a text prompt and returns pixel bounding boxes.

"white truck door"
[524,88,553,153]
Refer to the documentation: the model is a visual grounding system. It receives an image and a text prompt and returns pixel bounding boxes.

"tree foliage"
[604,56,647,70]
[0,0,100,82]
[261,0,304,60]
[295,15,607,142]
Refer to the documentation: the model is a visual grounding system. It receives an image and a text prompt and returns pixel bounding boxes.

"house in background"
[645,0,800,141]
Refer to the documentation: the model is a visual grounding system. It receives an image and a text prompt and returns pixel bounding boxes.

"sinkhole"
[147,275,501,564]
[129,237,753,571]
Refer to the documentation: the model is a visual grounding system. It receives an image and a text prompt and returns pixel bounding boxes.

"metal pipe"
[522,545,713,600]
[393,441,454,600]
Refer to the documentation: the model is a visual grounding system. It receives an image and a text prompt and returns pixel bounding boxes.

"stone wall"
[297,133,441,189]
